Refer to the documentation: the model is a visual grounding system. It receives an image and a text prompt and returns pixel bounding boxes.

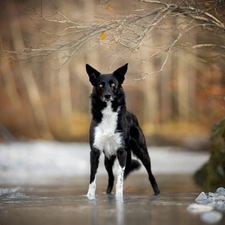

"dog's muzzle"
[103,95,113,102]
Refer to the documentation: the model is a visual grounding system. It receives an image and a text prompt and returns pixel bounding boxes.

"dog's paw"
[87,193,96,200]
[115,191,123,198]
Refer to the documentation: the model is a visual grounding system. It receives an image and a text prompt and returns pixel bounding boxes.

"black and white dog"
[86,63,160,198]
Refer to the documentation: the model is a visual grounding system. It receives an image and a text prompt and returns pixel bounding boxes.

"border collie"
[86,63,160,198]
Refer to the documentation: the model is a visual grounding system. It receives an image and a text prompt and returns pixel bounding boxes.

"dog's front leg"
[116,148,127,197]
[87,148,101,199]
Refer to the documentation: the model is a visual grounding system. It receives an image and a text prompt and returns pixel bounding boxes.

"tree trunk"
[8,4,53,139]
[0,58,21,111]
[177,54,189,121]
[58,62,72,138]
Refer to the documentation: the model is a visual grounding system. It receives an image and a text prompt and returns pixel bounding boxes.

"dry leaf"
[204,2,210,6]
[100,31,107,40]
[106,6,113,11]
[214,6,218,16]
[109,43,113,49]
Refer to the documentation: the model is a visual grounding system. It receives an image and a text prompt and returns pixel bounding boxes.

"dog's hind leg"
[87,148,101,198]
[140,150,160,195]
[131,139,160,195]
[104,155,116,194]
[135,147,160,195]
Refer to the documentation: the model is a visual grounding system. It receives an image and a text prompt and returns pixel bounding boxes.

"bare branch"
[1,0,225,76]
[192,44,225,49]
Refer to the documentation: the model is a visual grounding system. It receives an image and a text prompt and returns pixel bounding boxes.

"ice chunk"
[216,187,225,196]
[200,211,223,224]
[187,203,213,213]
[195,192,207,203]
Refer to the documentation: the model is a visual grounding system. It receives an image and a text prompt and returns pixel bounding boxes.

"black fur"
[86,63,160,195]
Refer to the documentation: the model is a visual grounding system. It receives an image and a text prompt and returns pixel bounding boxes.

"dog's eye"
[99,84,103,88]
[111,83,115,87]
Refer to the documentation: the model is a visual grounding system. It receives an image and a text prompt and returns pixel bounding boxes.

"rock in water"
[195,188,225,211]
[188,188,225,222]
[187,203,213,213]
[200,211,223,224]
[216,187,225,196]
[195,192,207,203]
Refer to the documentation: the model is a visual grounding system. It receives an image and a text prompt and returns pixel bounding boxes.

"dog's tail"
[124,159,141,179]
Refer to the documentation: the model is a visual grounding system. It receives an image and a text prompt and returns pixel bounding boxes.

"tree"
[0,0,224,141]
[194,117,225,191]
[1,0,225,76]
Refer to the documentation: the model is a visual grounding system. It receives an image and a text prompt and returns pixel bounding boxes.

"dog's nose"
[104,94,111,100]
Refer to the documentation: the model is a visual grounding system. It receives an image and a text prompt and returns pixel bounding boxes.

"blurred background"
[0,0,224,147]
[0,0,225,189]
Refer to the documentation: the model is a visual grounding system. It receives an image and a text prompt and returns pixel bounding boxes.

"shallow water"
[0,141,222,224]
[1,174,224,225]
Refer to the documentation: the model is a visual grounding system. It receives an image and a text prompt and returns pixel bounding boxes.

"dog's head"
[86,64,128,102]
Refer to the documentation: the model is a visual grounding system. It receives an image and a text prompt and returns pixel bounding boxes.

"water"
[1,174,224,225]
[1,141,224,224]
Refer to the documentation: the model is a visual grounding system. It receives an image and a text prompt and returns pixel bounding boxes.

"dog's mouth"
[102,95,113,102]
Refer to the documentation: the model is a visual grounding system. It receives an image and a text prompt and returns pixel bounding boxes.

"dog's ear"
[86,64,101,86]
[113,63,128,84]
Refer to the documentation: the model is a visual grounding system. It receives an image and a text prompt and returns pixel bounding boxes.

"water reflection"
[86,192,192,225]
[88,194,125,225]
[116,196,124,225]
[89,198,97,225]
[1,175,225,225]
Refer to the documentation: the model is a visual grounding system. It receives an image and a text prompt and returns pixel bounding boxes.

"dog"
[86,63,160,198]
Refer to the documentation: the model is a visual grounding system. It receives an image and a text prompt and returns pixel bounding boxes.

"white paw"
[87,179,96,198]
[87,192,96,200]
[115,190,123,197]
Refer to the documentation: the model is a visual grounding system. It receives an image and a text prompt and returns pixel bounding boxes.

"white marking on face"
[93,102,122,158]
[87,177,96,199]
[116,165,125,197]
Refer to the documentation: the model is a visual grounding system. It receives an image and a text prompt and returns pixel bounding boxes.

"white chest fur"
[93,102,122,158]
